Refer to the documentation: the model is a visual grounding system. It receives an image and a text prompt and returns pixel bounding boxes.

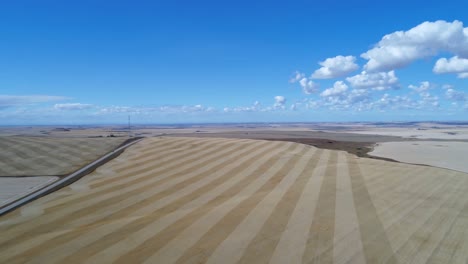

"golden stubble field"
[1,137,468,263]
[0,136,127,176]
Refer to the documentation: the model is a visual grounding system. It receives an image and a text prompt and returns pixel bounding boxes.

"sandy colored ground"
[349,127,468,140]
[370,141,468,173]
[1,137,468,263]
[0,136,127,176]
[0,176,58,207]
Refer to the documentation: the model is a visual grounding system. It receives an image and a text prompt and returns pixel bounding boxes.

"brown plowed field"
[1,137,467,263]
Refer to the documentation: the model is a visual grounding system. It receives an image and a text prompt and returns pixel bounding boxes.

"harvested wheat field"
[1,137,468,263]
[0,136,127,176]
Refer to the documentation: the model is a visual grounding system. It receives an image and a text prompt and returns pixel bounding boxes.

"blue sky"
[1,0,467,125]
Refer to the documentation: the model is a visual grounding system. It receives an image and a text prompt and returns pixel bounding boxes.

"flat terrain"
[0,136,127,176]
[1,137,468,263]
[354,125,468,173]
[370,141,468,173]
[349,126,468,140]
[168,129,406,142]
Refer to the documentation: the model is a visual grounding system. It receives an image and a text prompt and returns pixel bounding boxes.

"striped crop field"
[1,137,468,263]
[0,137,127,176]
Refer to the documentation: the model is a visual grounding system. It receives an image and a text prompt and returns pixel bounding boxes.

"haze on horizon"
[1,1,467,125]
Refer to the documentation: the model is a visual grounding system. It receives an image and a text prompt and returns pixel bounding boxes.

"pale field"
[370,141,468,173]
[348,126,468,140]
[0,136,127,176]
[1,137,468,263]
[356,126,468,173]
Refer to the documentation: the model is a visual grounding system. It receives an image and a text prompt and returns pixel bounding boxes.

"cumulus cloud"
[312,55,359,79]
[303,81,444,112]
[346,71,399,91]
[289,71,319,94]
[0,95,67,109]
[361,20,468,72]
[274,96,286,109]
[407,81,439,107]
[54,103,93,111]
[315,87,371,111]
[375,91,439,110]
[446,88,467,101]
[375,94,416,110]
[320,81,348,97]
[419,92,439,108]
[346,89,371,105]
[289,71,305,83]
[409,81,431,93]
[298,77,319,94]
[433,56,468,78]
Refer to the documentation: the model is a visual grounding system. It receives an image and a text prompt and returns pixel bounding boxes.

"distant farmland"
[0,136,127,176]
[1,137,467,263]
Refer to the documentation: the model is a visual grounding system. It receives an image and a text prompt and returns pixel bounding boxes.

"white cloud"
[97,104,217,115]
[160,105,215,113]
[409,81,431,93]
[274,96,286,109]
[224,98,288,113]
[290,71,319,94]
[316,87,371,111]
[290,102,300,111]
[346,71,399,91]
[446,88,467,101]
[419,92,439,108]
[442,84,454,90]
[0,95,67,109]
[320,81,348,97]
[54,103,93,111]
[192,105,204,111]
[459,72,468,78]
[362,20,468,72]
[433,56,468,78]
[223,101,262,113]
[375,94,416,110]
[315,82,440,112]
[407,81,439,107]
[305,100,320,110]
[99,106,134,114]
[299,77,319,94]
[346,89,370,104]
[312,55,359,79]
[340,89,372,111]
[289,71,305,83]
[374,91,439,110]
